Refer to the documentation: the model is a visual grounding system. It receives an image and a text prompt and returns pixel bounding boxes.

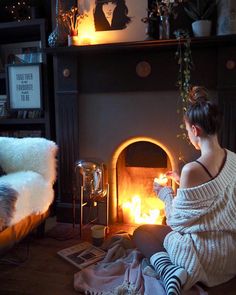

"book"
[57,241,106,269]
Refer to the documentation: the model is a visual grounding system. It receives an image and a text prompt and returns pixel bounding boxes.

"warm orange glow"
[109,136,177,223]
[122,195,164,225]
[79,33,94,45]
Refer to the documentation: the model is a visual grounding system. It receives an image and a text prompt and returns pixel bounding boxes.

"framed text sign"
[6,63,42,110]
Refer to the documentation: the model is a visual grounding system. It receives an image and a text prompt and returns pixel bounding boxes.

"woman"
[133,86,236,295]
[93,0,131,31]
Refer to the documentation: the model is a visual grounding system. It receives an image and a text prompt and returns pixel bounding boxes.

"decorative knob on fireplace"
[63,68,71,78]
[226,60,236,70]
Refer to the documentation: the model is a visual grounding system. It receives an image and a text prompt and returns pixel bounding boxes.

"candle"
[79,36,91,45]
[154,174,168,185]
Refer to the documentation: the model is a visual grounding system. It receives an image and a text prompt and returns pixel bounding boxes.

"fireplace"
[51,40,235,224]
[116,140,172,224]
[78,91,197,223]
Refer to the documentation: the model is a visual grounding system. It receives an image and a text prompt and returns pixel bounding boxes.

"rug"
[74,231,208,295]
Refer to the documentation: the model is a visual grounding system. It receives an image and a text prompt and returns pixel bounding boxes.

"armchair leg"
[36,220,46,238]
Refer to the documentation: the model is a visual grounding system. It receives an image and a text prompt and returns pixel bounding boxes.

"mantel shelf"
[0,19,47,45]
[45,34,236,55]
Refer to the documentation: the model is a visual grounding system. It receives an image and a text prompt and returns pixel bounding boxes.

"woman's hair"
[184,86,222,135]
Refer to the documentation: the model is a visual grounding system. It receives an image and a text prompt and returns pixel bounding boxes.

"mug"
[91,224,106,247]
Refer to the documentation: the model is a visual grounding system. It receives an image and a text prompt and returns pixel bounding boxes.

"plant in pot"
[184,0,219,37]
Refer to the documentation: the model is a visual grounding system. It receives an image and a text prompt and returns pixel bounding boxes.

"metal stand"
[79,183,109,239]
[74,159,109,238]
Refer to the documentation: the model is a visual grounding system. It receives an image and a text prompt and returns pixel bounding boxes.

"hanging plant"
[174,29,194,142]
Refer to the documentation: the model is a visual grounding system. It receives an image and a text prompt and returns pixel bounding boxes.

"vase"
[145,12,159,40]
[48,0,69,47]
[159,15,170,40]
[68,35,80,46]
[192,20,212,37]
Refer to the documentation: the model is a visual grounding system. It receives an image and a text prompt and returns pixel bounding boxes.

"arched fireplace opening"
[112,139,175,225]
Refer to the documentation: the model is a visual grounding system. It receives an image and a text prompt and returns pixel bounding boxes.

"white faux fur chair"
[0,137,58,254]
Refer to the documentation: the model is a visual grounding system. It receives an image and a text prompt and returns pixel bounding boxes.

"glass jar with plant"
[184,0,219,37]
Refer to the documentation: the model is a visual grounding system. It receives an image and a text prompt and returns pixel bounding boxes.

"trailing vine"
[174,29,194,142]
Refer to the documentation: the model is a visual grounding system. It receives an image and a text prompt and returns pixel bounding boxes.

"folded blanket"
[74,231,208,295]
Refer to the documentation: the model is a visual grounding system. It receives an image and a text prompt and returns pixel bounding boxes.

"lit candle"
[79,35,92,45]
[154,174,168,185]
[68,35,80,46]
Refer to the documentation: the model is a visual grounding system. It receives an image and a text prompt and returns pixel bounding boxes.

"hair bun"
[188,86,209,104]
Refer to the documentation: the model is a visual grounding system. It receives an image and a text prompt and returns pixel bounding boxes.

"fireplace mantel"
[49,36,236,223]
[46,34,236,53]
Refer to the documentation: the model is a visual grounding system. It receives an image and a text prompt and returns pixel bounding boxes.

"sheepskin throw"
[0,137,58,183]
[0,184,18,231]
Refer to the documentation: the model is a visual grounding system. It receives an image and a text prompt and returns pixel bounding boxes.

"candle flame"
[154,173,168,185]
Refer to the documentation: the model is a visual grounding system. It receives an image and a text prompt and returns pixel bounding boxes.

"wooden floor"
[0,218,236,295]
[0,219,137,295]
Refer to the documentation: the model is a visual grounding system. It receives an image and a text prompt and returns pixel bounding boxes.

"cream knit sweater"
[158,149,236,290]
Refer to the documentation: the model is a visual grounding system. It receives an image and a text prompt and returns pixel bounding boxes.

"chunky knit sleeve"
[166,188,216,232]
[158,185,215,232]
[158,186,174,220]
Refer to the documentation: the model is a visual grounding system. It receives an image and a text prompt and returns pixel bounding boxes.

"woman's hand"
[165,170,180,185]
[153,179,164,195]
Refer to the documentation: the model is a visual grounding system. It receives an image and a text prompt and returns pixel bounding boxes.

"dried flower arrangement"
[142,0,188,39]
[59,5,87,36]
[142,0,186,23]
[155,0,186,17]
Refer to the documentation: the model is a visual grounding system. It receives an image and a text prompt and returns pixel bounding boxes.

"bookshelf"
[0,19,53,139]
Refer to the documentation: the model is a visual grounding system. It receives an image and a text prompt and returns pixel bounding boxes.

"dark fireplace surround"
[51,38,236,224]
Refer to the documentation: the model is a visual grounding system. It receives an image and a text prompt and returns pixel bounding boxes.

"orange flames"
[118,167,170,225]
[120,173,169,224]
[122,195,165,224]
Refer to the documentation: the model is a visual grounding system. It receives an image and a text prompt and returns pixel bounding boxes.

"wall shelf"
[45,34,236,55]
[0,118,46,125]
[0,18,53,140]
[0,19,47,45]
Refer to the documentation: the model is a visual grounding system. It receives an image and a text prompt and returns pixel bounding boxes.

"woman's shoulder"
[179,161,207,188]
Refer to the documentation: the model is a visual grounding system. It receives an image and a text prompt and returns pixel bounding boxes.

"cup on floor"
[91,224,106,247]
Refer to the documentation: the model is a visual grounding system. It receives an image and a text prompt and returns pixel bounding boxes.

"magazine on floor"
[57,241,106,269]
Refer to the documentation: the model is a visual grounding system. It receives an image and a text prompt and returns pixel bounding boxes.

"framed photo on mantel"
[77,0,147,45]
[6,63,42,110]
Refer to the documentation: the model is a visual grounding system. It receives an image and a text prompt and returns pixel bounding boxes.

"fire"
[122,195,165,225]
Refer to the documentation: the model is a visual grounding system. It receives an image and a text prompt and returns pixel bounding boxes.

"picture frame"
[6,63,43,110]
[77,0,147,45]
[0,41,42,67]
[0,95,8,117]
